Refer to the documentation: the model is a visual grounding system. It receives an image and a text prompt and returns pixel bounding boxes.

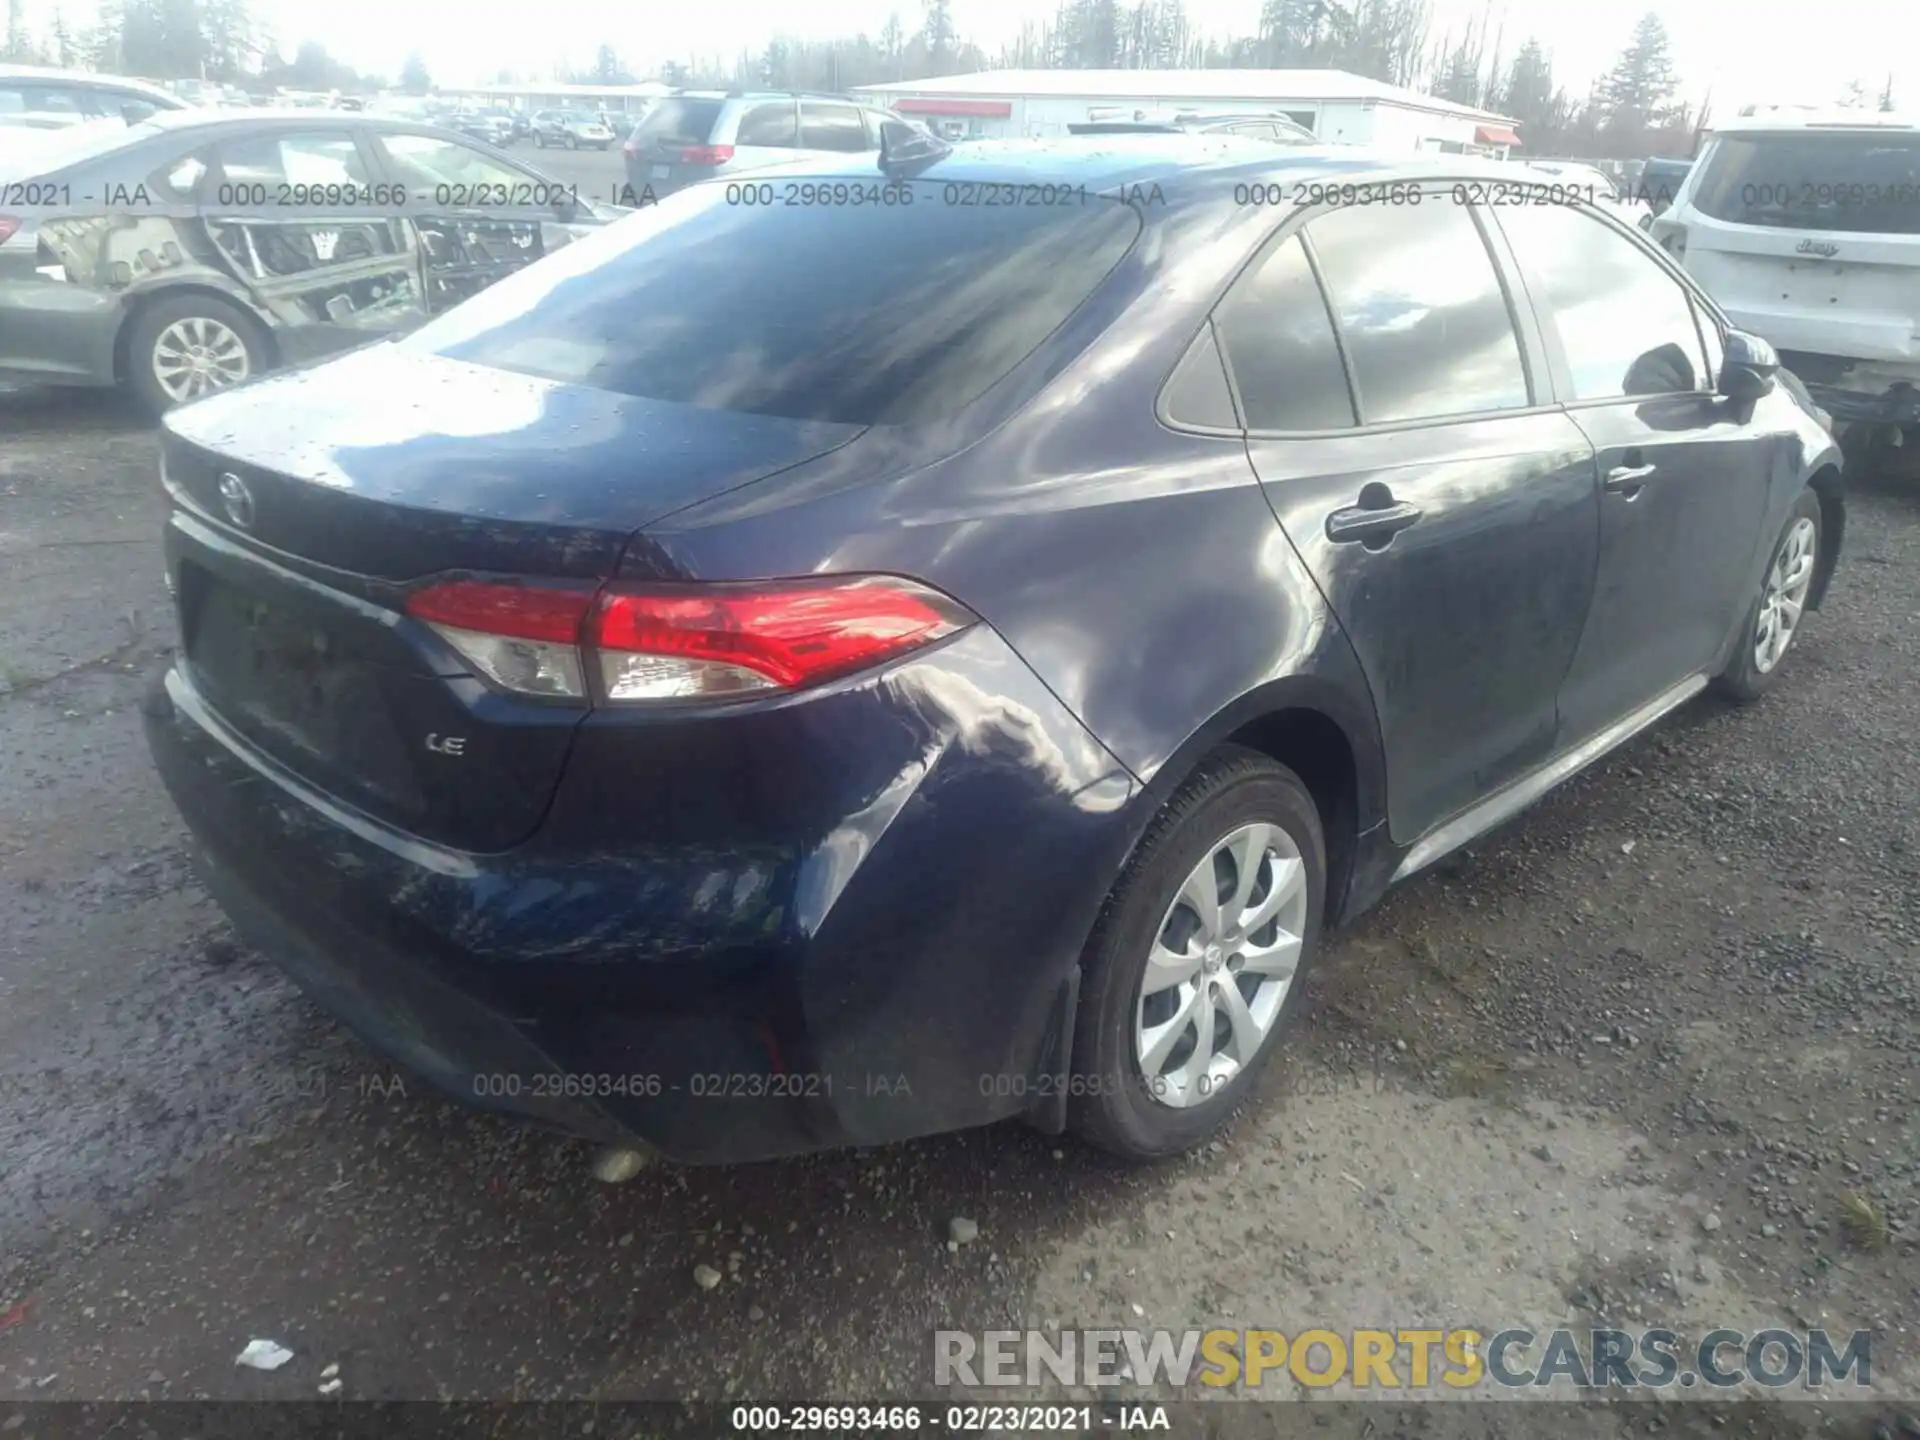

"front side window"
[1214,233,1355,431]
[1306,200,1530,423]
[374,131,527,197]
[1494,201,1707,400]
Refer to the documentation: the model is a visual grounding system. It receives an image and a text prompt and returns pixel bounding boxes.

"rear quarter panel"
[643,197,1391,850]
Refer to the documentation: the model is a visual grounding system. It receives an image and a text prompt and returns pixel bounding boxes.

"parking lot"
[2,376,1917,1422]
[511,132,631,206]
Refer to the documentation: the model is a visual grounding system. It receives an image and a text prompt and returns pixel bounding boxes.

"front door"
[365,129,598,315]
[1221,197,1600,843]
[1487,200,1775,742]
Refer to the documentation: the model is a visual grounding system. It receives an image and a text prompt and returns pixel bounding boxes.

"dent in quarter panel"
[1250,413,1600,842]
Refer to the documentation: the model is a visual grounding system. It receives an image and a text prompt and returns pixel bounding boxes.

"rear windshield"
[633,98,723,146]
[405,176,1141,425]
[1691,133,1920,233]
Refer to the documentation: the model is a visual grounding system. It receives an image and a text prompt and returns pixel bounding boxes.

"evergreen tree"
[920,0,956,72]
[1595,13,1679,131]
[399,50,431,93]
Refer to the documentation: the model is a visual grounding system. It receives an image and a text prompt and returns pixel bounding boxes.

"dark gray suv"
[620,90,909,198]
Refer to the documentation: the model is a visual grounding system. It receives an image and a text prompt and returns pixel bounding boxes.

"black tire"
[1068,745,1326,1160]
[1714,487,1822,703]
[123,292,269,416]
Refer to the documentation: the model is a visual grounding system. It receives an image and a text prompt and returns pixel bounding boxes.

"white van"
[1651,112,1920,464]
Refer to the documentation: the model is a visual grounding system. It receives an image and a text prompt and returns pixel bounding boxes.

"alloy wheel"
[1134,821,1308,1110]
[1754,516,1817,674]
[151,315,251,402]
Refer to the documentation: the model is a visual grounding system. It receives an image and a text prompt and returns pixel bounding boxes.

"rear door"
[1673,128,1920,368]
[365,127,595,314]
[1490,199,1774,741]
[196,126,425,360]
[1228,193,1600,843]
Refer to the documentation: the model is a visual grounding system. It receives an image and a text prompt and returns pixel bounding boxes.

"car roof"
[774,134,1534,199]
[1710,110,1919,135]
[137,108,467,133]
[0,63,183,103]
[666,90,876,103]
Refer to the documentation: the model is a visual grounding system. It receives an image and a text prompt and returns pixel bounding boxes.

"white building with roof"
[851,69,1521,155]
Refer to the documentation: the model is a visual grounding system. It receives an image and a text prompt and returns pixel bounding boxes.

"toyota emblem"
[217,472,255,530]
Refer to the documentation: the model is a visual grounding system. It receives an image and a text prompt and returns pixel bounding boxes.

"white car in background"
[0,64,189,134]
[1528,159,1654,227]
[1652,111,1920,470]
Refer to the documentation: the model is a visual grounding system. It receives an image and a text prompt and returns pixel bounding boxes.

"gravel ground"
[0,384,1916,1435]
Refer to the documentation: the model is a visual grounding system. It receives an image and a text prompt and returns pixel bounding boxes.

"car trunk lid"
[160,343,862,850]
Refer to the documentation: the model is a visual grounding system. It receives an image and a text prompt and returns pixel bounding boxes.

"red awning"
[1476,125,1521,147]
[893,97,1013,119]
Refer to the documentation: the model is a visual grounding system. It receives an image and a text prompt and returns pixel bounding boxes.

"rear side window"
[1690,133,1920,234]
[1494,202,1707,400]
[800,104,869,153]
[735,102,797,147]
[1215,234,1355,431]
[1307,201,1530,423]
[406,180,1141,426]
[216,131,368,188]
[634,98,722,146]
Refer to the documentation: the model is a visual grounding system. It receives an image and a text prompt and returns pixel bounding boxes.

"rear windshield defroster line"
[405,177,1143,426]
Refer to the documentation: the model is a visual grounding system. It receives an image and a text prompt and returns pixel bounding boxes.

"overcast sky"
[35,0,1919,112]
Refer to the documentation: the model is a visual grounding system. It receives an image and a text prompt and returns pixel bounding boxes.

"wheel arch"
[113,282,279,386]
[1124,675,1389,930]
[1805,461,1844,612]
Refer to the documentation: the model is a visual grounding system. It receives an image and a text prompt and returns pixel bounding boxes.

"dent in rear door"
[198,126,426,359]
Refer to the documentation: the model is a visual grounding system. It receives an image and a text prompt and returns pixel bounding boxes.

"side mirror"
[1719,328,1779,401]
[551,191,580,223]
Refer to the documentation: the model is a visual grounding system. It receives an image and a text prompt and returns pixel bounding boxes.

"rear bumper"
[1780,351,1920,426]
[143,627,1139,1163]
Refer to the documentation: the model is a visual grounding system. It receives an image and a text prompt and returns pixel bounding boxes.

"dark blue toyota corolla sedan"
[144,135,1844,1164]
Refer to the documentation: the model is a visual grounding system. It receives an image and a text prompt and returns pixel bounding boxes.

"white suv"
[1651,112,1920,462]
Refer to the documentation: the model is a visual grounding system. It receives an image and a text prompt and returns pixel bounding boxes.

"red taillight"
[404,575,974,703]
[592,577,973,701]
[678,144,734,165]
[0,216,20,246]
[406,580,593,643]
[622,139,641,157]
